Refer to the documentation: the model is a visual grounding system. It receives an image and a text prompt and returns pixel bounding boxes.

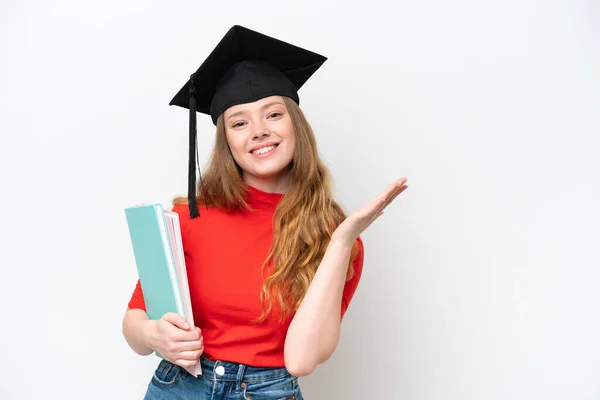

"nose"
[252,120,270,139]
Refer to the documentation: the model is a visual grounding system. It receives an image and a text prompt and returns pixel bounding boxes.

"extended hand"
[331,178,408,247]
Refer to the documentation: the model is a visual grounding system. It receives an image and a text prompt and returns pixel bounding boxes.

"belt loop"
[235,363,247,392]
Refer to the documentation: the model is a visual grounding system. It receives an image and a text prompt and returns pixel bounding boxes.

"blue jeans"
[144,356,304,400]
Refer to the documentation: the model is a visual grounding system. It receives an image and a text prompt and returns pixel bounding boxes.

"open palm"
[331,178,409,247]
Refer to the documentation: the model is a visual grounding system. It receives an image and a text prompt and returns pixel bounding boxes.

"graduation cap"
[169,25,327,218]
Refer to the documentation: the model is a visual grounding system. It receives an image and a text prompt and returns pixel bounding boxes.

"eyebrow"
[226,101,285,121]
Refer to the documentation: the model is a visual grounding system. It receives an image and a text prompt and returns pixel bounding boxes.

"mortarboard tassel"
[188,74,200,218]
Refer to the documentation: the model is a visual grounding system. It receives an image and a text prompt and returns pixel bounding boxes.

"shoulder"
[170,202,237,231]
[171,203,191,221]
[169,203,198,238]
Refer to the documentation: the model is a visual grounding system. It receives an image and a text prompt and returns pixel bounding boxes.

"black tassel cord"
[188,74,205,218]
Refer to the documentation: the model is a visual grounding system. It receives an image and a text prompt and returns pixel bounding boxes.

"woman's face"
[223,95,296,192]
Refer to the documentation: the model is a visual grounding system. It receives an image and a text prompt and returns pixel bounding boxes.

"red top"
[128,185,364,367]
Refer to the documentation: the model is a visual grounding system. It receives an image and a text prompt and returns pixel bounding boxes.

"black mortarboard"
[169,25,327,218]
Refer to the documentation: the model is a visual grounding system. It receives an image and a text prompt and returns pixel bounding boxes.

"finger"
[176,348,204,361]
[379,180,408,209]
[177,340,203,352]
[357,179,409,222]
[382,178,408,198]
[371,184,407,221]
[164,325,200,342]
[374,178,407,208]
[172,328,201,342]
[362,193,394,223]
[383,184,408,209]
[161,313,190,330]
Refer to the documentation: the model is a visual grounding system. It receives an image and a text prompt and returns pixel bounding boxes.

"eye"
[268,112,282,119]
[232,121,246,128]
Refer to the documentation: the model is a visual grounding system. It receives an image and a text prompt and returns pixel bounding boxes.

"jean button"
[215,365,225,376]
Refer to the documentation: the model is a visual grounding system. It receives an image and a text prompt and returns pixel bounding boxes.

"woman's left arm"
[284,178,408,376]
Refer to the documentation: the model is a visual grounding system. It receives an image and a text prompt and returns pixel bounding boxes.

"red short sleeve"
[128,279,146,311]
[340,236,364,320]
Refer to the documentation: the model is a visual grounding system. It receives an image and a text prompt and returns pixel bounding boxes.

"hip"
[144,356,303,400]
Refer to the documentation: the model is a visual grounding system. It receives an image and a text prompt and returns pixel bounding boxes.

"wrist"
[328,238,354,252]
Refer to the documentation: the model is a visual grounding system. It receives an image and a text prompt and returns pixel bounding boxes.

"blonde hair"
[174,96,359,322]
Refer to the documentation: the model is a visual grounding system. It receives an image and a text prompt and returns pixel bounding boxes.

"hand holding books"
[146,312,204,371]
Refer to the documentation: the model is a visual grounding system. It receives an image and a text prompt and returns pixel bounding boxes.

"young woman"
[122,25,408,400]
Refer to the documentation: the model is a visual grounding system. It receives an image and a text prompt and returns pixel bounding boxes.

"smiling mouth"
[251,144,278,156]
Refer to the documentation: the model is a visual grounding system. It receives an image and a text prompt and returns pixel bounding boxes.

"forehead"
[223,95,285,117]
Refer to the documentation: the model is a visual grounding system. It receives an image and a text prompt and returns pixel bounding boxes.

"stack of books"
[124,204,202,377]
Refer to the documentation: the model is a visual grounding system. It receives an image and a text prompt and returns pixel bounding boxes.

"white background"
[1,1,599,399]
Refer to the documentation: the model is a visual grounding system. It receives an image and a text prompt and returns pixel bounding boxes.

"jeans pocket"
[151,359,182,389]
[243,375,301,400]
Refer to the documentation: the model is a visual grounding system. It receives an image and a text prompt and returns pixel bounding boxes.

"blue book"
[124,203,201,376]
[125,204,185,319]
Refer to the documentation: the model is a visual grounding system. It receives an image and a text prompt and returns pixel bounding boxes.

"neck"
[243,171,291,194]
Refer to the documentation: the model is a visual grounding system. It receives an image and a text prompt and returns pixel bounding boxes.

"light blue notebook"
[125,204,185,320]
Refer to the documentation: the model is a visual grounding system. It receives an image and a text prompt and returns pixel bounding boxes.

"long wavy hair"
[174,96,359,322]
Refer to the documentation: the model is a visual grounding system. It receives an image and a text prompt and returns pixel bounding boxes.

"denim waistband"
[199,356,292,383]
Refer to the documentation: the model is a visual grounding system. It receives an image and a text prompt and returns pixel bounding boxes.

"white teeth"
[252,145,276,155]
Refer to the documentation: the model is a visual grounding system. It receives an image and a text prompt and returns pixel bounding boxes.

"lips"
[249,142,279,155]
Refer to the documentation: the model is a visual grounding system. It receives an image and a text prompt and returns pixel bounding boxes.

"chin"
[250,169,287,179]
[244,163,292,181]
[246,160,292,175]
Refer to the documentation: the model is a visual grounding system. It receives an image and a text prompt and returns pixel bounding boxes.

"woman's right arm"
[122,307,157,355]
